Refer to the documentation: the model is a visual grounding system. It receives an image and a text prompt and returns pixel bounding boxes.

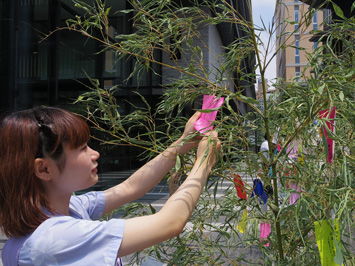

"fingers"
[182,112,201,139]
[197,130,221,160]
[185,112,201,128]
[202,130,220,148]
[190,111,201,122]
[202,129,218,139]
[187,111,201,130]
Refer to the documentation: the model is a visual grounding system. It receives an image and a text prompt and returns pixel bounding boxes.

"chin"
[80,176,99,191]
[91,175,99,186]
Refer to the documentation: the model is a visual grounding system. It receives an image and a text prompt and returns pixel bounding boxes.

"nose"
[89,146,100,161]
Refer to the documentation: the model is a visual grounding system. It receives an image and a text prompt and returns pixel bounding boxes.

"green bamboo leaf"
[148,203,156,214]
[337,190,350,218]
[213,182,218,200]
[104,7,111,17]
[295,197,306,244]
[318,83,325,94]
[117,9,134,14]
[238,94,259,105]
[199,108,221,113]
[331,2,346,20]
[175,155,181,171]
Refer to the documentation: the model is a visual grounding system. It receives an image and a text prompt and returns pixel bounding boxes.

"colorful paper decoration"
[319,107,336,163]
[194,95,224,134]
[237,209,248,233]
[260,223,271,247]
[298,144,305,165]
[289,182,301,205]
[314,219,343,266]
[234,174,247,199]
[251,179,268,204]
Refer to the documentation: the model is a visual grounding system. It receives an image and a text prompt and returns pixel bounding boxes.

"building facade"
[274,0,329,81]
[0,0,255,172]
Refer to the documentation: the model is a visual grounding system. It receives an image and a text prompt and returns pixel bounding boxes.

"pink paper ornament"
[194,95,224,134]
[260,223,271,247]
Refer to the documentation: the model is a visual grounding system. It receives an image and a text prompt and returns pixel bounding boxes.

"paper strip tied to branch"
[194,95,224,134]
[314,219,343,266]
[260,223,271,247]
[288,182,301,205]
[234,174,247,199]
[237,209,248,233]
[251,179,268,204]
[319,107,336,163]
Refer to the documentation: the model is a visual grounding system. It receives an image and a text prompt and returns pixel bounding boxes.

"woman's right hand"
[196,130,221,169]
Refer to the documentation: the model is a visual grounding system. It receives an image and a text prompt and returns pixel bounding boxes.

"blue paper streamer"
[251,179,268,204]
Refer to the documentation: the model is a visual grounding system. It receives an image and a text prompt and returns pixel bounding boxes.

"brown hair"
[0,107,90,237]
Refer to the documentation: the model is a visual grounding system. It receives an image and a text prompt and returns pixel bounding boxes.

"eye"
[81,144,88,151]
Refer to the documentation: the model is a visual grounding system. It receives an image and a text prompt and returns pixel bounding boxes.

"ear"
[34,158,55,181]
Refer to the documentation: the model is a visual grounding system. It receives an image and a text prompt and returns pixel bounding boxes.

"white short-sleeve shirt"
[17,192,125,266]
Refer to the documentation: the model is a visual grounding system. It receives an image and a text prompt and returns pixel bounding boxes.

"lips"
[92,165,98,174]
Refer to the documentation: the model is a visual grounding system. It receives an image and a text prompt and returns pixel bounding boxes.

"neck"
[47,192,72,216]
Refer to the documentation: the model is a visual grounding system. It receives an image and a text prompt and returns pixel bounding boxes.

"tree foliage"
[61,0,355,264]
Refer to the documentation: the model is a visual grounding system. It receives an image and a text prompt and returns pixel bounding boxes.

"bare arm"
[117,131,221,257]
[103,112,201,215]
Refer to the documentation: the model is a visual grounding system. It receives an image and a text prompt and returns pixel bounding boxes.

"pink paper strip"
[319,107,336,163]
[194,95,224,134]
[260,223,271,247]
[289,182,301,205]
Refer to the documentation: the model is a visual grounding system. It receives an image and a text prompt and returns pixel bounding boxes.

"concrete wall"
[162,9,233,92]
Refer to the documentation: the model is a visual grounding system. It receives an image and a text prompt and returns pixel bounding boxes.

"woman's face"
[52,143,100,194]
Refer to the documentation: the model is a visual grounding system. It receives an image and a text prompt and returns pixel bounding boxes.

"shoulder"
[70,191,106,219]
[19,216,125,266]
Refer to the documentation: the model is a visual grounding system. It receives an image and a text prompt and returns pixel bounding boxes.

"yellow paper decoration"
[237,209,248,233]
[298,143,305,165]
[314,219,343,266]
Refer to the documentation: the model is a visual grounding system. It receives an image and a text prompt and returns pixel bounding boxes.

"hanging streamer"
[319,107,336,163]
[260,223,271,247]
[237,209,248,233]
[314,219,343,266]
[234,174,247,199]
[251,179,268,204]
[289,182,301,205]
[298,143,305,165]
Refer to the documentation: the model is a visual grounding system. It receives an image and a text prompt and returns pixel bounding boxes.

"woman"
[0,107,220,265]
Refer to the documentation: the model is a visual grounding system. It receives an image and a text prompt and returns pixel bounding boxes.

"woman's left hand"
[176,112,202,154]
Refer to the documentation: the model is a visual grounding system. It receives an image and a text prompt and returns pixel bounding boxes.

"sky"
[251,0,277,87]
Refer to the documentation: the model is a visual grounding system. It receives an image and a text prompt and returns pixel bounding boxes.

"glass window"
[313,42,318,50]
[294,6,299,31]
[313,11,318,30]
[295,66,300,77]
[58,31,96,80]
[295,55,300,64]
[295,35,300,64]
